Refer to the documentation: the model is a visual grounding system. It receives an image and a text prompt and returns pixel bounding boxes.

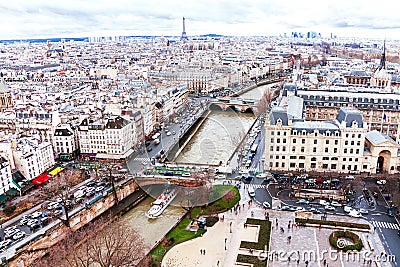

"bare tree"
[176,171,214,219]
[255,88,275,116]
[34,217,148,267]
[36,170,83,227]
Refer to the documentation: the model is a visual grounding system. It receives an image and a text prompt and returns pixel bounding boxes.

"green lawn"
[150,185,240,266]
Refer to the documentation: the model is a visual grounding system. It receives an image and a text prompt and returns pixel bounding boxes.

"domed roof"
[0,79,10,93]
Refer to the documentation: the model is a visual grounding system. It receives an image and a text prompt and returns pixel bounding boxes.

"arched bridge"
[210,97,258,113]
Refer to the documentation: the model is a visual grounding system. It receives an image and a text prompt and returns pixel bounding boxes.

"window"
[356,149,359,154]
[311,163,316,168]
[271,131,274,135]
[322,157,329,160]
[343,158,346,161]
[342,165,346,170]
[275,162,279,167]
[282,156,286,159]
[344,148,347,153]
[346,134,349,138]
[302,139,306,144]
[276,156,280,159]
[284,132,287,136]
[358,134,361,138]
[292,146,296,152]
[313,147,317,153]
[299,156,305,160]
[335,140,338,145]
[357,141,361,146]
[351,141,354,146]
[290,163,296,168]
[283,147,286,152]
[270,146,274,151]
[311,157,317,161]
[277,138,280,143]
[290,156,297,159]
[331,164,337,169]
[363,165,368,169]
[350,149,353,154]
[314,140,317,144]
[334,148,338,153]
[300,147,305,152]
[322,164,328,169]
[299,163,305,168]
[345,141,348,145]
[352,134,355,138]
[277,131,281,136]
[325,140,329,144]
[271,138,274,143]
[281,163,285,168]
[283,139,286,143]
[276,146,280,151]
[270,155,273,159]
[293,139,297,143]
[325,148,328,153]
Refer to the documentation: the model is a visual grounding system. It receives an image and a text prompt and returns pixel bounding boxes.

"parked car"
[377,180,387,185]
[319,200,329,206]
[248,187,255,197]
[30,211,43,219]
[12,231,25,240]
[345,175,355,180]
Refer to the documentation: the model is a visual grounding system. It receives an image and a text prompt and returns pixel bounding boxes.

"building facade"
[264,107,368,174]
[78,116,135,159]
[0,155,13,195]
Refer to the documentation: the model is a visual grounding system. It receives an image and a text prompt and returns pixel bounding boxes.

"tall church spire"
[379,40,386,70]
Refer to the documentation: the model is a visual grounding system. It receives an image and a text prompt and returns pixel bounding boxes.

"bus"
[250,143,258,153]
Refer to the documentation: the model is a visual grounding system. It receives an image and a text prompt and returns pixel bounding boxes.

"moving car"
[359,208,368,215]
[324,205,335,211]
[248,187,255,197]
[330,201,342,207]
[262,202,271,209]
[349,210,362,218]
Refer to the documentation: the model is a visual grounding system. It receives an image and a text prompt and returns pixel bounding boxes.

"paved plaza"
[162,185,393,267]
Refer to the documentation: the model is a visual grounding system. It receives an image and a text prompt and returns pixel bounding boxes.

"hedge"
[240,218,271,251]
[295,218,370,230]
[236,254,267,267]
[329,230,363,252]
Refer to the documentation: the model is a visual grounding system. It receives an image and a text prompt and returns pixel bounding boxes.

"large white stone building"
[78,116,135,159]
[53,124,79,160]
[12,138,55,180]
[0,155,13,195]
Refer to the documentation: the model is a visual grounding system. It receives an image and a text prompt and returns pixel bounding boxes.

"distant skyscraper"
[181,17,188,41]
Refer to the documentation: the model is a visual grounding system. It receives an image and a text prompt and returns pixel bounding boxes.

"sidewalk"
[161,181,394,267]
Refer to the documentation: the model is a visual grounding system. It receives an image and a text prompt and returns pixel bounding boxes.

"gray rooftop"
[365,130,397,146]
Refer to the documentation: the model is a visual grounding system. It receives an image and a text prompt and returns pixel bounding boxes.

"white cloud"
[0,0,399,39]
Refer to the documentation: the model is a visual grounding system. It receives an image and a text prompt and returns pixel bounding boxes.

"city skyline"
[0,0,399,40]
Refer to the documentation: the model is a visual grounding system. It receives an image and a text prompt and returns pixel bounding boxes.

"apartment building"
[78,116,135,159]
[12,138,55,180]
[0,155,13,195]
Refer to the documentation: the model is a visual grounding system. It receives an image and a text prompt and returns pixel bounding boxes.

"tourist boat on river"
[146,188,177,218]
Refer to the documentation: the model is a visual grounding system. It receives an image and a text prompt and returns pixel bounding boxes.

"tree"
[255,87,276,116]
[176,171,214,218]
[36,170,82,227]
[34,217,148,267]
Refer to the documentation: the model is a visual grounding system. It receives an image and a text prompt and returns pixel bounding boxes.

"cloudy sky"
[0,0,398,40]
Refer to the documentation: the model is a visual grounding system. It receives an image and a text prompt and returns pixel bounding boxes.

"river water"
[174,110,255,165]
[119,84,271,252]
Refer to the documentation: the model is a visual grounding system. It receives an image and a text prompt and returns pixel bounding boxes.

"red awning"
[316,177,323,183]
[32,173,51,185]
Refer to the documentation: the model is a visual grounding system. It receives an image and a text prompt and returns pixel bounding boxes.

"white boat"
[146,188,177,218]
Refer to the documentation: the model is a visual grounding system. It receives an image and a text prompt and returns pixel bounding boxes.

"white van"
[248,187,255,197]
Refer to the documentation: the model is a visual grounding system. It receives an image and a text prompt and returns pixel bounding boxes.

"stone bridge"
[135,175,208,188]
[209,98,258,113]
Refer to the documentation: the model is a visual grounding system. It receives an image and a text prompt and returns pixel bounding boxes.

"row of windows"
[270,146,360,154]
[269,162,360,171]
[271,156,358,162]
